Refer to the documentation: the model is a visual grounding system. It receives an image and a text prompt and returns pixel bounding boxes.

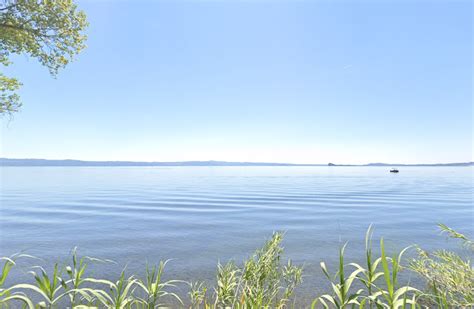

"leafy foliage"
[0,0,88,115]
[0,72,20,114]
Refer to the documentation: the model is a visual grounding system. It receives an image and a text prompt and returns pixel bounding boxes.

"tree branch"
[0,3,18,12]
[0,23,59,38]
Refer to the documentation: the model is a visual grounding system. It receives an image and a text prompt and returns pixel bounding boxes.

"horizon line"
[1,157,473,167]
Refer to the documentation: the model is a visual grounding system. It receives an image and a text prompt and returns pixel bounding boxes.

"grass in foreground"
[0,224,472,308]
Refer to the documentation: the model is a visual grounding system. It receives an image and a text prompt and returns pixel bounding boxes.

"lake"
[0,166,472,299]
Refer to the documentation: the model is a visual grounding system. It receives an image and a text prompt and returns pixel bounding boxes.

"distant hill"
[329,162,473,167]
[0,158,472,167]
[0,158,322,167]
[364,162,474,167]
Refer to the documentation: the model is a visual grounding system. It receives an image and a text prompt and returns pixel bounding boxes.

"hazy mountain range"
[1,158,472,167]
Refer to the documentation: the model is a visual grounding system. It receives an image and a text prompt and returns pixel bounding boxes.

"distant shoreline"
[1,158,472,167]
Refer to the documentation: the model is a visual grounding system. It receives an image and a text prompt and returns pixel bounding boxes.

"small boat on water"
[390,168,399,173]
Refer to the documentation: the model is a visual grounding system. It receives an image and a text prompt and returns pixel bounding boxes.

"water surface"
[1,166,472,298]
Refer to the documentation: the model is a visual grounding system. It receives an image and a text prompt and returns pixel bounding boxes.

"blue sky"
[1,0,472,164]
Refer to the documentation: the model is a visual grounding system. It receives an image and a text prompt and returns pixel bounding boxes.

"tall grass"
[0,254,35,308]
[0,225,471,308]
[193,232,303,308]
[410,224,474,308]
[312,243,364,308]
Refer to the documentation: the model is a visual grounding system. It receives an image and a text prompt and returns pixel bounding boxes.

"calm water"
[1,166,472,298]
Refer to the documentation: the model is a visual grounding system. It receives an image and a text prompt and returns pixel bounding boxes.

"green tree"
[0,0,88,115]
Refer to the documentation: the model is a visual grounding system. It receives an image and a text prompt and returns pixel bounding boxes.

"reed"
[410,224,474,308]
[311,243,364,308]
[0,225,471,308]
[135,261,183,308]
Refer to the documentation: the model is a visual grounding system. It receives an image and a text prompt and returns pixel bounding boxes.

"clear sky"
[1,0,472,164]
